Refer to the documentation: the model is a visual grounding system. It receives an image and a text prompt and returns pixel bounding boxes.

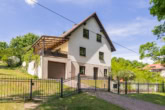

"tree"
[117,70,135,81]
[10,33,39,49]
[139,42,165,64]
[150,0,165,39]
[111,57,163,83]
[0,42,8,50]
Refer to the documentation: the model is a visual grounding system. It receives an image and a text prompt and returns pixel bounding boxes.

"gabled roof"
[32,12,116,52]
[61,12,116,52]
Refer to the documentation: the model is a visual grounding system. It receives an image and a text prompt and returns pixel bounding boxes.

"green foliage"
[0,42,8,50]
[111,57,163,83]
[0,33,39,67]
[10,33,39,49]
[139,42,165,64]
[150,0,165,39]
[22,49,40,69]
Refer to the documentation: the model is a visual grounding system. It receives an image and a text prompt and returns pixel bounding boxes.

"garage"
[48,61,65,79]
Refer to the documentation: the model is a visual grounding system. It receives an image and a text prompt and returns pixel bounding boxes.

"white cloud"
[55,0,107,5]
[107,17,158,41]
[25,0,37,6]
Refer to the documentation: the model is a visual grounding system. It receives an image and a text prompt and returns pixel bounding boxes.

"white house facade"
[28,13,116,79]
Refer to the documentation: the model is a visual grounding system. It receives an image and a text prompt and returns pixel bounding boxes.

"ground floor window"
[104,69,107,77]
[80,66,85,75]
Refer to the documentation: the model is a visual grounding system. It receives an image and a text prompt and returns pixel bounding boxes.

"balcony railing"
[44,50,68,58]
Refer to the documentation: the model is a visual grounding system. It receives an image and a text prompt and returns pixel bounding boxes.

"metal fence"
[0,76,79,101]
[79,76,165,94]
[0,75,164,101]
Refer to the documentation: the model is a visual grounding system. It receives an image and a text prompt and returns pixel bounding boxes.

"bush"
[7,56,20,67]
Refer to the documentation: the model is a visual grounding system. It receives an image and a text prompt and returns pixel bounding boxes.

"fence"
[0,76,79,101]
[79,76,165,95]
[0,75,164,101]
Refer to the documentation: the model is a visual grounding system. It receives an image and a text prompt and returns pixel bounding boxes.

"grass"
[125,93,165,106]
[0,62,34,78]
[0,102,24,110]
[0,62,61,100]
[35,93,125,110]
[81,79,108,89]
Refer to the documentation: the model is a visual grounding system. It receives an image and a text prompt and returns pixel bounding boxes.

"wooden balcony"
[43,50,68,58]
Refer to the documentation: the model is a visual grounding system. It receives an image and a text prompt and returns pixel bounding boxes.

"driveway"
[88,91,165,110]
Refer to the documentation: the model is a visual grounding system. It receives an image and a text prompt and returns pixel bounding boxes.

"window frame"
[97,34,102,43]
[83,29,89,39]
[99,52,104,60]
[80,47,86,57]
[79,66,85,75]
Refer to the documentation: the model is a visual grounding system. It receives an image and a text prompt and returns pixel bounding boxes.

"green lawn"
[0,102,24,110]
[81,79,108,89]
[35,93,125,110]
[125,93,165,106]
[0,62,34,78]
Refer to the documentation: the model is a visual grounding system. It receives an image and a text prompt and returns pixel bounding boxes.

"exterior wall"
[53,42,68,52]
[161,70,165,77]
[71,61,110,77]
[68,17,112,76]
[27,56,42,78]
[41,56,71,79]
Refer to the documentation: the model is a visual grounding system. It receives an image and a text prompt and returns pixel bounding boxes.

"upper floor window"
[104,69,107,77]
[83,29,89,39]
[99,52,104,60]
[80,47,86,56]
[80,66,85,75]
[97,34,102,43]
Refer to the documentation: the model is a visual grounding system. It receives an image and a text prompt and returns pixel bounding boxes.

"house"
[143,64,165,77]
[28,13,116,79]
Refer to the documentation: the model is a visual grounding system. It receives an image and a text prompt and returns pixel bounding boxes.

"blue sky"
[0,0,164,63]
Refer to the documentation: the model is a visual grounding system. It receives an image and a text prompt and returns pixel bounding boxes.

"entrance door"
[93,67,98,79]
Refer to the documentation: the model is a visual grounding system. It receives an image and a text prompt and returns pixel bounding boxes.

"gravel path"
[88,91,165,110]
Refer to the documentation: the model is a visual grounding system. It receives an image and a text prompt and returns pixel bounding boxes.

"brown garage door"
[48,61,65,79]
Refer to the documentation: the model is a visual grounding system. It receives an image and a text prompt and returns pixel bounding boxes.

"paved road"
[88,91,165,110]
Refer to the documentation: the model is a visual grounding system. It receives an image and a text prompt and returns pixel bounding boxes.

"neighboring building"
[143,64,165,77]
[28,13,116,79]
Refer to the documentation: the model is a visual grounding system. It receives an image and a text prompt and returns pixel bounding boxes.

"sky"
[0,0,164,64]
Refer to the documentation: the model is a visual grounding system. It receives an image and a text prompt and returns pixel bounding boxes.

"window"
[104,69,107,77]
[80,66,85,75]
[80,47,86,56]
[97,34,102,42]
[99,52,104,60]
[83,29,89,39]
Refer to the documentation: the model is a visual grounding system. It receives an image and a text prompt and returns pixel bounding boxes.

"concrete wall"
[27,56,42,78]
[71,61,110,77]
[53,42,68,52]
[42,56,71,79]
[161,70,165,77]
[68,17,112,76]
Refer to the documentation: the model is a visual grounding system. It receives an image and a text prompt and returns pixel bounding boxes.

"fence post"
[108,77,111,92]
[125,80,128,94]
[95,78,97,91]
[61,78,63,98]
[148,83,149,93]
[162,81,164,93]
[30,79,33,100]
[78,74,81,93]
[137,82,140,94]
[118,79,120,94]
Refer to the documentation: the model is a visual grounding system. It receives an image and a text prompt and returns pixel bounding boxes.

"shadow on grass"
[125,93,165,106]
[33,93,124,110]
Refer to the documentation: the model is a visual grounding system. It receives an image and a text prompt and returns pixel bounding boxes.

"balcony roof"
[32,35,69,53]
